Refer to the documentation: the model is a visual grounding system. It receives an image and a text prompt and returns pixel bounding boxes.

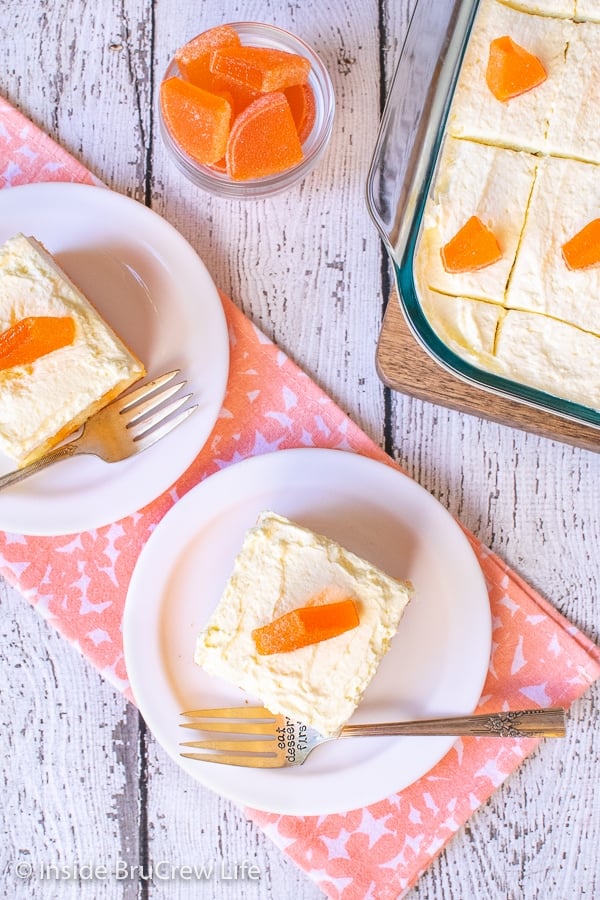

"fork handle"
[0,442,81,489]
[339,707,566,739]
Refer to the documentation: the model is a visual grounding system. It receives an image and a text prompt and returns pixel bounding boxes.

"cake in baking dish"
[0,233,145,467]
[414,0,600,412]
[194,511,413,738]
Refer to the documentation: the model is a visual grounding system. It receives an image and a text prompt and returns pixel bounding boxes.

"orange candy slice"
[486,35,547,102]
[441,216,502,273]
[562,218,600,270]
[160,77,231,165]
[0,316,75,371]
[210,45,311,93]
[252,598,360,655]
[175,24,241,85]
[226,92,304,180]
[284,82,316,143]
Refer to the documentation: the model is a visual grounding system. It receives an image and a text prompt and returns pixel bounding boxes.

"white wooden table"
[2,1,599,897]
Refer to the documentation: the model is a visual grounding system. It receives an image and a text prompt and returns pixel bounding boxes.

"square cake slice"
[195,511,414,738]
[0,234,145,466]
[447,0,573,154]
[506,156,600,336]
[546,20,600,164]
[495,309,600,410]
[415,283,505,372]
[417,137,537,304]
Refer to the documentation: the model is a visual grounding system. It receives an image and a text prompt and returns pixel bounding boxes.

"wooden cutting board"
[377,290,600,452]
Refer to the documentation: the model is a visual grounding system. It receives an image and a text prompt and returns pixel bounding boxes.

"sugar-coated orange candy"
[486,35,547,102]
[160,77,231,165]
[175,25,241,85]
[0,316,75,371]
[252,598,360,655]
[226,91,304,180]
[562,218,600,270]
[284,82,316,143]
[210,45,311,93]
[441,216,503,273]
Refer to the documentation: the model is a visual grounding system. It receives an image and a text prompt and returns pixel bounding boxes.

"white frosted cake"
[448,1,573,153]
[419,137,537,303]
[0,234,145,466]
[414,0,600,412]
[195,511,414,738]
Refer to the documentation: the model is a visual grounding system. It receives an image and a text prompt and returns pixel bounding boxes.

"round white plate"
[124,448,492,816]
[0,183,229,535]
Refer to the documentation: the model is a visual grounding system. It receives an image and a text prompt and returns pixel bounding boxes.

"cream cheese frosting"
[575,0,600,23]
[413,0,600,413]
[448,0,574,153]
[0,234,145,466]
[545,21,600,164]
[495,310,600,409]
[194,511,413,738]
[416,284,504,371]
[419,137,537,303]
[506,156,600,335]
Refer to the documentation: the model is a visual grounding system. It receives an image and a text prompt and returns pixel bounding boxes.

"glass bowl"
[159,21,335,199]
[366,0,600,432]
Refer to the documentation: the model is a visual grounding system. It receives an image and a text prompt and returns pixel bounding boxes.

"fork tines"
[180,706,275,734]
[179,707,280,767]
[121,369,197,450]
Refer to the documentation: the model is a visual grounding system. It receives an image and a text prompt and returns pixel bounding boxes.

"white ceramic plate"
[124,448,492,816]
[0,183,229,535]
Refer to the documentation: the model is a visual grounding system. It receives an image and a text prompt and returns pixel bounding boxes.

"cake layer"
[448,0,573,154]
[506,156,600,336]
[545,20,600,164]
[195,511,413,738]
[419,137,537,303]
[495,310,600,409]
[416,285,504,371]
[0,234,145,466]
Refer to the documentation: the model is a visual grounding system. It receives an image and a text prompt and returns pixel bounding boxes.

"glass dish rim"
[367,0,600,432]
[159,20,336,199]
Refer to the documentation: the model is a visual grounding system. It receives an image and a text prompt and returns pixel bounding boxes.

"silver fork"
[179,705,567,768]
[0,370,196,489]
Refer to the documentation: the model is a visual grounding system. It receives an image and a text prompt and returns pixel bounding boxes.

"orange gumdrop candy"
[0,316,75,371]
[486,35,547,102]
[160,77,231,165]
[441,216,503,273]
[284,82,316,143]
[561,219,600,270]
[175,25,241,85]
[226,92,304,180]
[252,598,360,655]
[210,46,311,93]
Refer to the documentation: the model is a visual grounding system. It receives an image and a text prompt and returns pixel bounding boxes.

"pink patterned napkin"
[1,95,599,900]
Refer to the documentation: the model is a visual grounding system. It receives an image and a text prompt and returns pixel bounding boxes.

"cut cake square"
[0,234,145,466]
[546,20,600,164]
[448,0,574,154]
[495,309,600,409]
[418,137,537,304]
[501,0,575,16]
[506,156,600,336]
[194,511,413,738]
[415,283,505,372]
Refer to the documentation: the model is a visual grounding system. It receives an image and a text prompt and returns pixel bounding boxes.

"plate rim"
[123,447,492,815]
[0,181,229,535]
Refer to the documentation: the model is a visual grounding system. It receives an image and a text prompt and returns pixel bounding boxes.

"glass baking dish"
[366,0,600,431]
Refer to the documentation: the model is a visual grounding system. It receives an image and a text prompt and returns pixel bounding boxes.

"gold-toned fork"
[0,369,196,489]
[180,705,567,768]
